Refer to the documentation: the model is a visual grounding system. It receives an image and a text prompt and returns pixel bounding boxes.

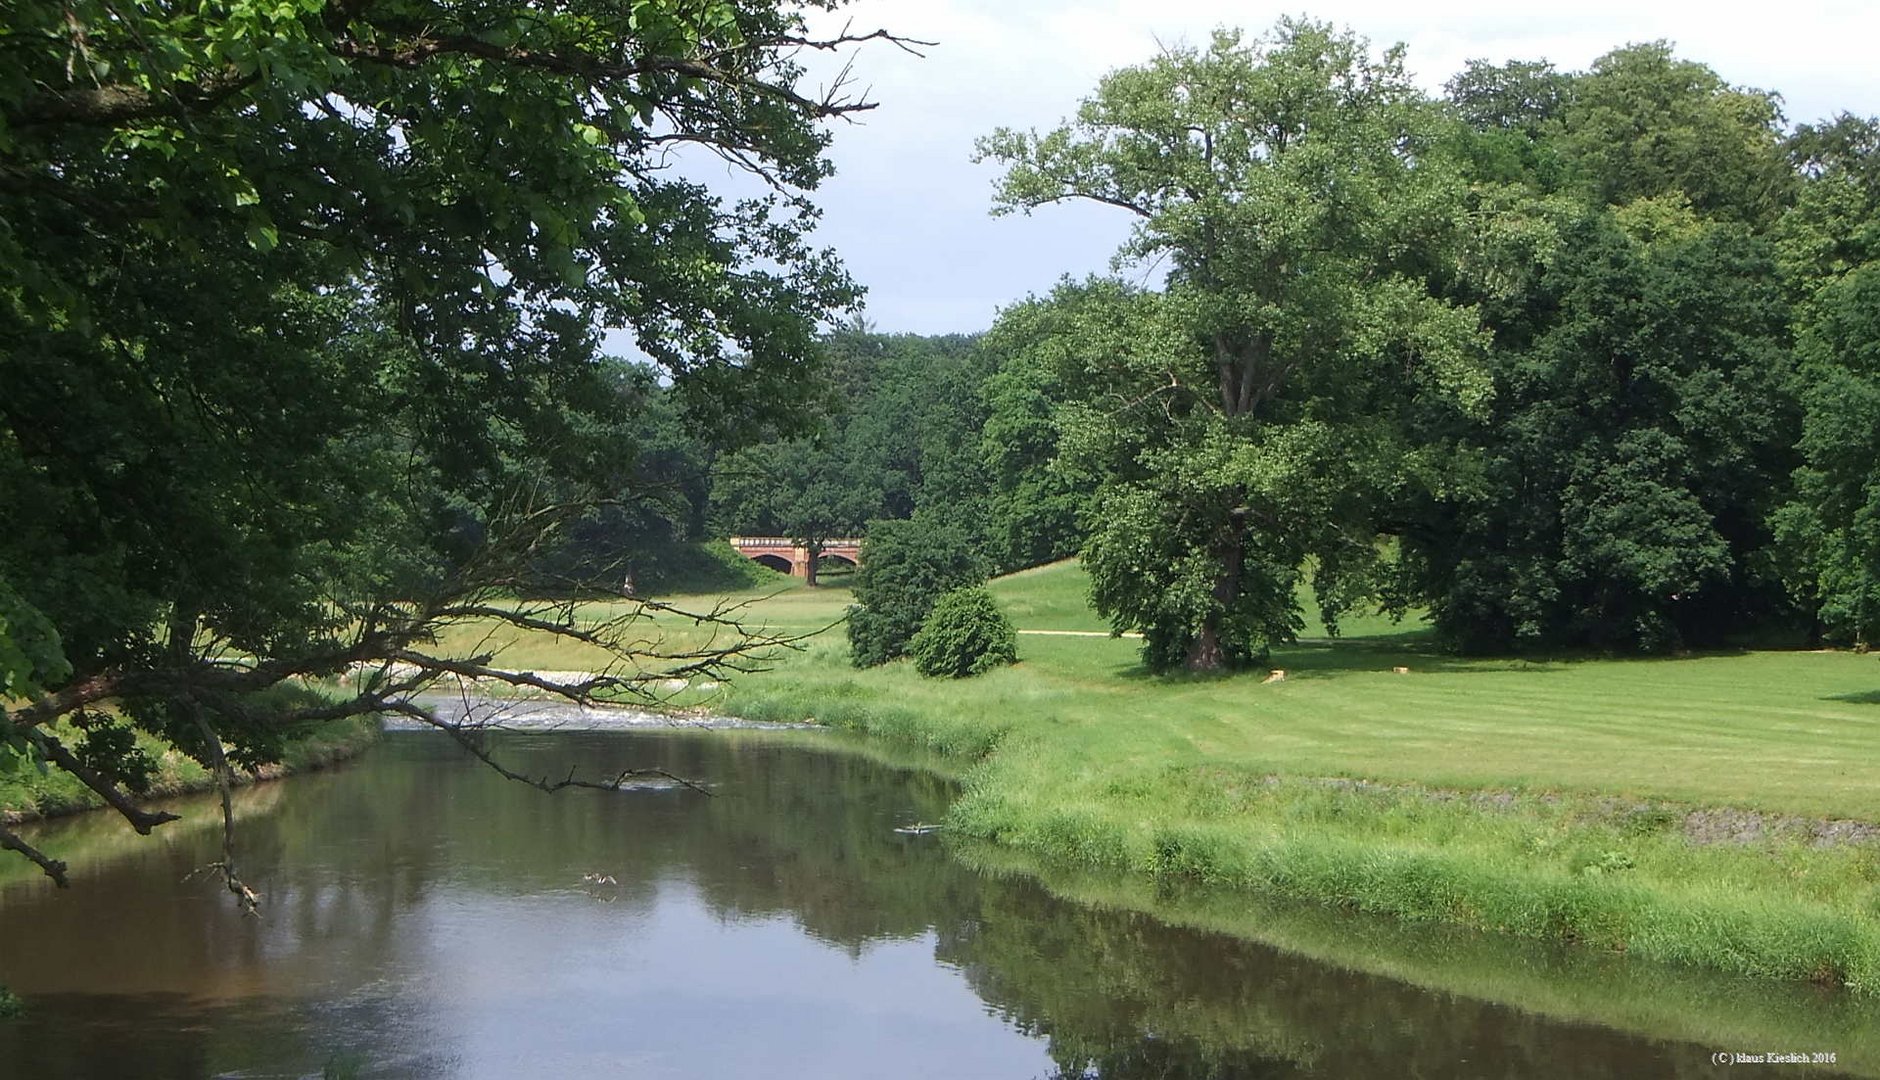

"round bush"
[847,516,987,667]
[909,587,1018,678]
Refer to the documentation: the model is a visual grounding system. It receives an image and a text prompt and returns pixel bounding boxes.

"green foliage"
[1081,433,1308,672]
[1419,203,1800,652]
[1777,115,1880,286]
[1446,59,1574,135]
[710,329,992,584]
[1768,116,1880,645]
[1775,264,1880,643]
[0,0,870,812]
[847,516,988,667]
[0,581,69,702]
[0,985,22,1019]
[978,19,1485,671]
[0,581,65,786]
[832,330,991,526]
[909,587,1017,678]
[522,367,740,595]
[975,281,1134,572]
[712,431,884,580]
[1553,43,1793,227]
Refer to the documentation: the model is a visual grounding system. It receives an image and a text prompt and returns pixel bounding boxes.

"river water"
[0,724,1869,1078]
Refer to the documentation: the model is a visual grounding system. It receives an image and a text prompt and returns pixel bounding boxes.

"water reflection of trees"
[619,734,1855,1080]
[2,730,1869,1079]
[442,732,1759,1080]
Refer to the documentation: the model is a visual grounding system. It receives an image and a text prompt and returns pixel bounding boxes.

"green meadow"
[490,558,1880,996]
[615,560,1880,818]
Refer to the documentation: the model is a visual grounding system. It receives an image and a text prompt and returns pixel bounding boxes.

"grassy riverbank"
[606,559,1880,996]
[953,841,1880,1075]
[0,715,381,823]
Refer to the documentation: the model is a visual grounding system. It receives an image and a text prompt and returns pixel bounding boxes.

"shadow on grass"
[1275,631,1539,679]
[1104,629,1500,683]
[1104,629,1784,685]
[1825,689,1880,706]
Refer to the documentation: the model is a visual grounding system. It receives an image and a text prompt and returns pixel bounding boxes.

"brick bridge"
[729,536,862,583]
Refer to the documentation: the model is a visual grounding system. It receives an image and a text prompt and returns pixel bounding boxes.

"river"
[0,720,1869,1078]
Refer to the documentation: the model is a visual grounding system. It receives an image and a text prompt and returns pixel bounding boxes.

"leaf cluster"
[847,515,988,668]
[908,586,1017,679]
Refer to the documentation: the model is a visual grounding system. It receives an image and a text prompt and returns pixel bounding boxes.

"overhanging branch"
[38,735,181,835]
[385,699,715,797]
[0,822,69,887]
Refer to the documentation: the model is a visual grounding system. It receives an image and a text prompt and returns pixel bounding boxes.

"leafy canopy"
[977,19,1488,671]
[847,515,988,668]
[0,0,894,887]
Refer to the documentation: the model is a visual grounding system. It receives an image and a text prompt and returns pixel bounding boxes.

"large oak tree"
[976,20,1488,671]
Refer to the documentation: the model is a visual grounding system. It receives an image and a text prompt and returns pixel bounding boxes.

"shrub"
[848,516,987,667]
[911,587,1018,678]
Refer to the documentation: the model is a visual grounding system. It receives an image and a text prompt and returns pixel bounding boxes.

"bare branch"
[11,70,257,128]
[191,713,260,917]
[8,672,135,731]
[325,30,881,122]
[7,14,923,136]
[759,24,933,59]
[1,486,829,888]
[1030,189,1157,219]
[38,735,181,835]
[0,822,69,888]
[387,700,714,797]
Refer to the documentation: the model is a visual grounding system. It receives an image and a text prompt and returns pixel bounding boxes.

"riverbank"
[646,560,1879,997]
[0,715,381,824]
[952,840,1880,1074]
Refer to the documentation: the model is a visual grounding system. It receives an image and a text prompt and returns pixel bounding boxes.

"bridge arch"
[750,553,795,575]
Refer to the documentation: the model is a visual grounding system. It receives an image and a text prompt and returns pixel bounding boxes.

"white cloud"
[783,1,1880,334]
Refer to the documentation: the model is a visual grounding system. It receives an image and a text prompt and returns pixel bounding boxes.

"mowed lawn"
[439,558,1880,820]
[1046,564,1880,821]
[608,559,1880,821]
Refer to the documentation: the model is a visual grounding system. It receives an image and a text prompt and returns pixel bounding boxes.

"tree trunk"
[1185,517,1247,672]
[1186,612,1226,670]
[803,539,822,587]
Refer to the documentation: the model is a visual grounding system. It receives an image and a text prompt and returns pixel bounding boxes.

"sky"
[695,0,1880,337]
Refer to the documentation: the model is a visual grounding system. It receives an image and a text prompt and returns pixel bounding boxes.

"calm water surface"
[0,726,1865,1079]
